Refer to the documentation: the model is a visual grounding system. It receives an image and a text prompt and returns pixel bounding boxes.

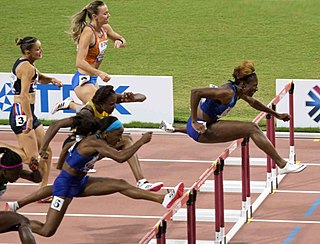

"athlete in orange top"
[51,1,127,114]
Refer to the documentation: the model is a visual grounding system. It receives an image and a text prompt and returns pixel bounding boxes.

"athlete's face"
[242,78,258,97]
[96,5,110,25]
[2,168,21,183]
[101,94,117,114]
[103,127,124,147]
[28,40,43,60]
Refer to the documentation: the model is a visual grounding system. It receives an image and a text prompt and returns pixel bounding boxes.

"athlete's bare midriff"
[13,93,36,105]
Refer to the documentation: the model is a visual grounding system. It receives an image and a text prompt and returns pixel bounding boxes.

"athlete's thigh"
[43,197,72,232]
[79,177,128,197]
[200,120,254,143]
[34,124,46,150]
[16,130,38,160]
[74,84,97,104]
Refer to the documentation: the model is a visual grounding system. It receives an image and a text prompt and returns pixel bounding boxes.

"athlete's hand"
[52,78,63,88]
[29,157,39,171]
[23,118,33,134]
[192,121,206,134]
[99,71,111,82]
[39,147,49,159]
[121,92,134,102]
[141,132,153,144]
[121,93,146,103]
[276,113,290,122]
[114,39,126,48]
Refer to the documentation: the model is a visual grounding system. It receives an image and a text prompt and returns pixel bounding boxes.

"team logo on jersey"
[0,82,13,112]
[305,85,320,123]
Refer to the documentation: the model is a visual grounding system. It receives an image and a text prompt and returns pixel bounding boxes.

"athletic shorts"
[9,103,42,135]
[71,70,98,89]
[52,170,89,199]
[186,116,202,142]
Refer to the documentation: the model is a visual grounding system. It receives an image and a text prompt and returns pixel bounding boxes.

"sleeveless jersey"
[10,58,38,95]
[85,24,108,64]
[87,100,110,119]
[200,82,239,120]
[66,142,99,173]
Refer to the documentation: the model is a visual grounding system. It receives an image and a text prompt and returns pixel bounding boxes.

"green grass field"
[1,0,319,131]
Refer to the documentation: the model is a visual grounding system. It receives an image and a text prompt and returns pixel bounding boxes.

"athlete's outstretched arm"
[39,117,74,158]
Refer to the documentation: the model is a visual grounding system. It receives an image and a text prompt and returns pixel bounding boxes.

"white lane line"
[275,190,320,194]
[251,219,320,224]
[49,156,320,165]
[18,212,162,219]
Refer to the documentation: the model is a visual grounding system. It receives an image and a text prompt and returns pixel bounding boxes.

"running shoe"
[37,196,53,203]
[88,168,97,173]
[137,179,164,192]
[162,182,184,208]
[5,201,19,212]
[159,120,175,133]
[278,162,307,175]
[51,97,73,114]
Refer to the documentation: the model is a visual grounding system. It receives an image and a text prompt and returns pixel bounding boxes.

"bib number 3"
[15,115,27,126]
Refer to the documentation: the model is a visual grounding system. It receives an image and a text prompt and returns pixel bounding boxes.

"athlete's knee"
[117,179,130,188]
[248,122,262,134]
[40,226,58,237]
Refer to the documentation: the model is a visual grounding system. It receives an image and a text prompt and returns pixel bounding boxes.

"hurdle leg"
[187,188,197,244]
[245,139,252,219]
[270,104,278,190]
[289,81,296,164]
[214,164,222,244]
[241,138,248,221]
[218,159,226,244]
[156,220,167,244]
[266,114,273,193]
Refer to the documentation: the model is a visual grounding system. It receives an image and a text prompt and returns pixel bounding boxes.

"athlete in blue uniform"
[7,116,184,238]
[160,60,306,175]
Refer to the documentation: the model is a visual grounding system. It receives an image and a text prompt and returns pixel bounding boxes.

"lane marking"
[18,212,162,219]
[275,190,320,194]
[251,219,320,224]
[50,156,320,165]
[283,226,301,244]
[305,196,320,216]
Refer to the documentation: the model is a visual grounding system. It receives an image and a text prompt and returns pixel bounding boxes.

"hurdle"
[139,81,296,244]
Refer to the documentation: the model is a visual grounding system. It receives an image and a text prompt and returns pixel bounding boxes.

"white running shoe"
[162,182,184,208]
[5,201,19,212]
[88,168,97,173]
[51,97,74,114]
[278,162,307,175]
[137,179,164,192]
[159,120,175,133]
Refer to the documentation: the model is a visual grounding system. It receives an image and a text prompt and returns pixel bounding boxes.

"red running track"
[0,131,319,244]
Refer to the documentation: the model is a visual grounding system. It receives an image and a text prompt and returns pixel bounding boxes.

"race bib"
[15,115,27,126]
[96,40,108,62]
[51,196,65,211]
[79,75,90,86]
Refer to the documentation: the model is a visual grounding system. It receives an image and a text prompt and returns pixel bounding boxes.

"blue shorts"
[186,116,202,142]
[9,103,42,135]
[71,71,98,89]
[52,170,89,199]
